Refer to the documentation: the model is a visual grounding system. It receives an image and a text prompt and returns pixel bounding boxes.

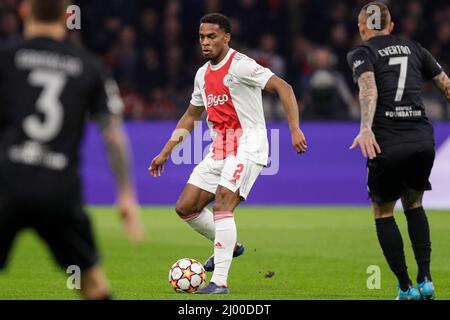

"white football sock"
[183,207,215,241]
[211,211,236,287]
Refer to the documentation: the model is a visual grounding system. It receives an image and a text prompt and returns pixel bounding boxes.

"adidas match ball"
[168,258,206,293]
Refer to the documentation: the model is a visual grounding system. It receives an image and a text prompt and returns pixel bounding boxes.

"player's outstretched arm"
[264,75,307,154]
[350,71,381,160]
[432,71,450,102]
[98,114,144,243]
[149,104,204,177]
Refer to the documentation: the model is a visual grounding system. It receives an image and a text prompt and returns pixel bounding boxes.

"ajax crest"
[223,73,234,87]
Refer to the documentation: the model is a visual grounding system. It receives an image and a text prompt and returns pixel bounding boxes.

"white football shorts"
[187,154,264,200]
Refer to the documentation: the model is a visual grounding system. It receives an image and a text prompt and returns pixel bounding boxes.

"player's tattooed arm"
[357,71,378,130]
[97,113,132,192]
[432,71,450,102]
[350,71,381,160]
[98,113,144,242]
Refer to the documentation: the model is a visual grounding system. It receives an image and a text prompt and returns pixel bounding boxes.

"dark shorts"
[0,198,99,272]
[367,141,435,204]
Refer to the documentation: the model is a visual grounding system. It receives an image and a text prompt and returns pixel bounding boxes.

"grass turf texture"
[0,207,449,300]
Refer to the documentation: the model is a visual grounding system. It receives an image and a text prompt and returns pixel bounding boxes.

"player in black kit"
[348,2,450,300]
[0,0,144,299]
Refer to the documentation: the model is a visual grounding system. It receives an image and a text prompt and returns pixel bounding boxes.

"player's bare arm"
[149,104,204,177]
[432,71,450,102]
[350,71,381,160]
[264,75,307,154]
[98,113,144,242]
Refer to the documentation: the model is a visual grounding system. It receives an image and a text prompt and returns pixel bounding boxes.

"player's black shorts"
[367,141,435,204]
[0,197,99,272]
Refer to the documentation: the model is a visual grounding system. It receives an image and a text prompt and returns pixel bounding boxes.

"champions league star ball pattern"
[169,258,207,293]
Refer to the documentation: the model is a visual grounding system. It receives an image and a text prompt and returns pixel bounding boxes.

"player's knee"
[175,200,198,219]
[402,201,422,211]
[213,188,240,212]
[372,202,395,219]
[401,195,423,211]
[213,192,227,212]
[212,198,231,213]
[401,190,423,211]
[373,211,394,219]
[212,204,224,213]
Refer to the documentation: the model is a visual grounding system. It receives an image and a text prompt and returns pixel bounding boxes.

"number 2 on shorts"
[233,164,244,182]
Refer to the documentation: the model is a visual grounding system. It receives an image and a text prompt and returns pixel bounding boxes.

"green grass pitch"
[0,207,449,300]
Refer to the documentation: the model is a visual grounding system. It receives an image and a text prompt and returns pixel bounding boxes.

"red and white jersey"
[190,48,274,166]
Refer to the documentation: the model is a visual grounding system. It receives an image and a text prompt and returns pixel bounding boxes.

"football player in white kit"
[149,13,307,294]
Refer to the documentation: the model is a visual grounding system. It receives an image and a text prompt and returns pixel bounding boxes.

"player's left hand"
[291,128,308,154]
[349,128,381,160]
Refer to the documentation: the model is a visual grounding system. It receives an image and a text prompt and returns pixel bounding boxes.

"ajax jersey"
[190,49,274,166]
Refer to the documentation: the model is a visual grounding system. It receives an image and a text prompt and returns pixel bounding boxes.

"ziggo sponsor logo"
[207,94,229,107]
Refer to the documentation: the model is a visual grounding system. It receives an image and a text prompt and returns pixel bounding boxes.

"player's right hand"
[149,153,169,177]
[118,191,145,243]
[291,128,308,154]
[349,128,381,160]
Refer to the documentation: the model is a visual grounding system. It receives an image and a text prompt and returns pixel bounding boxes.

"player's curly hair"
[200,13,232,34]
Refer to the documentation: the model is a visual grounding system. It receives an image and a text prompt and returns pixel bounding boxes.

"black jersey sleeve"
[0,46,9,130]
[347,47,375,83]
[0,50,4,129]
[420,47,443,80]
[89,60,124,120]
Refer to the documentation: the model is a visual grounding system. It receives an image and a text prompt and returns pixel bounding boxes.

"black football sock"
[404,207,432,283]
[375,216,411,291]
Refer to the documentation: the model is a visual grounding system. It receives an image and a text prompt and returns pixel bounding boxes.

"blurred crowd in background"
[1,0,449,120]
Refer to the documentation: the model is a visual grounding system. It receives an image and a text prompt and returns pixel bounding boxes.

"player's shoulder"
[347,43,374,66]
[406,38,427,56]
[388,34,422,51]
[43,38,106,76]
[348,41,374,56]
[389,34,420,47]
[0,38,35,70]
[194,61,209,80]
[61,41,107,76]
[231,50,255,67]
[232,50,249,62]
[229,50,261,76]
[0,37,26,57]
